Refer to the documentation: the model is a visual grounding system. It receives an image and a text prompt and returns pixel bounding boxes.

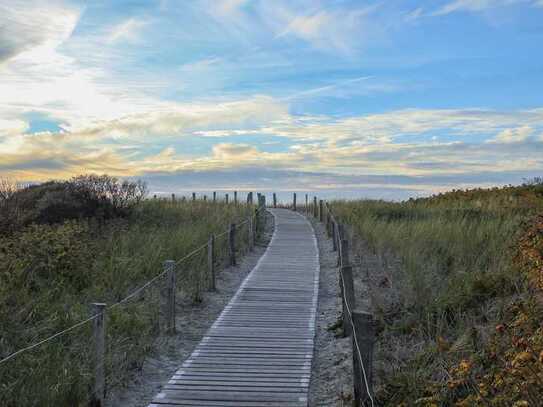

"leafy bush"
[0,175,147,234]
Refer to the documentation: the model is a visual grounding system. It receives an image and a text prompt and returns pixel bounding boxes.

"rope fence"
[0,193,267,406]
[304,195,377,407]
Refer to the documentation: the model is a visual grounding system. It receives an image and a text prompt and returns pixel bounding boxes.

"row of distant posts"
[90,191,267,406]
[152,191,261,205]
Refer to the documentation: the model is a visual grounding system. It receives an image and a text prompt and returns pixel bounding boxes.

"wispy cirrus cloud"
[105,17,149,44]
[432,0,542,16]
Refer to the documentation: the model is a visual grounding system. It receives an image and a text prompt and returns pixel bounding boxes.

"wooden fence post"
[171,193,175,202]
[192,192,196,201]
[225,193,229,204]
[319,199,324,222]
[162,260,176,334]
[352,311,376,406]
[228,223,236,266]
[305,194,308,213]
[332,221,338,252]
[340,237,350,268]
[213,191,216,202]
[273,193,277,208]
[91,302,106,407]
[337,223,345,266]
[254,207,259,238]
[293,193,297,211]
[208,235,215,291]
[341,265,355,337]
[313,196,318,217]
[247,192,252,205]
[234,191,238,204]
[248,216,254,251]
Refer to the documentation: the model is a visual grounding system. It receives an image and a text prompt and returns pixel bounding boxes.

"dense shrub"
[0,175,147,234]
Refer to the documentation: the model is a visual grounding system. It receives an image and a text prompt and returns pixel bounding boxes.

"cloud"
[277,11,331,41]
[60,96,289,139]
[105,18,149,44]
[0,0,80,64]
[0,119,28,137]
[270,4,379,53]
[433,0,538,15]
[491,125,534,143]
[212,143,259,160]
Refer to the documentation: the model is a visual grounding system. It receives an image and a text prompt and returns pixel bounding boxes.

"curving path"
[149,208,319,407]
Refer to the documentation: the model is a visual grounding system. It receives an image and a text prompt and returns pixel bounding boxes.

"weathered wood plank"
[149,208,319,406]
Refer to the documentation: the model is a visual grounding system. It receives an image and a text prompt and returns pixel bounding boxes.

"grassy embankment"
[331,181,543,406]
[0,176,255,406]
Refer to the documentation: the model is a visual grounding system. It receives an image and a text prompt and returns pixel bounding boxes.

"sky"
[0,0,542,200]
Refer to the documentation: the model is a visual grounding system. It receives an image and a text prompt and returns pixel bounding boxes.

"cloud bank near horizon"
[1,0,542,199]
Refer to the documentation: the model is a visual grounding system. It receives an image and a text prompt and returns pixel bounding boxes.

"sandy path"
[308,216,354,406]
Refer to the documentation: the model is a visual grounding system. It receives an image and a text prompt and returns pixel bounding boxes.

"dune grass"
[0,198,255,406]
[330,182,543,405]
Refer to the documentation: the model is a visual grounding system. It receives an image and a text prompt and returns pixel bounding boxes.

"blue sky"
[1,0,542,199]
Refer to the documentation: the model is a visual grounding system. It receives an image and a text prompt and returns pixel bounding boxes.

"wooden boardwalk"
[149,208,319,407]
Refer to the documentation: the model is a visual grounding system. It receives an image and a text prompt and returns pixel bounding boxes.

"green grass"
[330,183,543,404]
[0,199,256,406]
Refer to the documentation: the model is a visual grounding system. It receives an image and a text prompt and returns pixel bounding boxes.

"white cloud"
[0,119,28,137]
[105,18,148,44]
[433,0,537,15]
[0,0,80,64]
[491,125,533,143]
[278,11,331,41]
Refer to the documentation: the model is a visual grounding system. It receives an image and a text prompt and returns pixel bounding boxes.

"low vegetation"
[331,180,543,406]
[0,175,255,406]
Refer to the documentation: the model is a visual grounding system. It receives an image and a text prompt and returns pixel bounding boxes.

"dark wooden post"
[225,193,229,204]
[192,192,196,201]
[153,194,157,199]
[319,199,324,222]
[162,260,176,334]
[305,194,308,213]
[332,221,338,252]
[91,302,106,407]
[337,223,345,266]
[228,223,236,266]
[254,207,259,237]
[208,235,215,290]
[340,237,350,268]
[313,196,318,217]
[213,191,216,202]
[293,193,297,211]
[273,193,277,208]
[247,192,252,205]
[341,265,355,337]
[171,193,175,202]
[352,311,376,406]
[248,216,254,251]
[234,191,238,204]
